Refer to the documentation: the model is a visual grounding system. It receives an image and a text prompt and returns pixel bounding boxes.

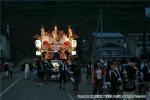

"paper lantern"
[35,40,41,49]
[72,40,77,47]
[43,40,49,45]
[36,51,42,56]
[72,51,76,55]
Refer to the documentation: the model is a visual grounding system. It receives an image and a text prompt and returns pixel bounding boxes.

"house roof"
[92,32,125,38]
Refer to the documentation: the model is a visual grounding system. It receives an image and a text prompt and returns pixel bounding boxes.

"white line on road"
[68,93,75,100]
[0,78,20,97]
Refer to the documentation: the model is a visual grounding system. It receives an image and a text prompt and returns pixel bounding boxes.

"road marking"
[0,78,20,97]
[68,93,75,100]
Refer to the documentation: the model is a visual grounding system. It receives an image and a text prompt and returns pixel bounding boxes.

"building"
[92,32,127,60]
[91,32,150,60]
[127,33,150,57]
[0,25,11,59]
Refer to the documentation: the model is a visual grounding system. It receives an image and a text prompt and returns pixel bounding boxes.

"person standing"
[70,61,81,95]
[3,60,9,79]
[59,60,68,90]
[122,58,137,100]
[92,60,103,95]
[24,62,30,79]
[109,61,121,98]
[9,60,14,79]
[36,59,44,86]
[141,59,150,92]
[86,61,92,83]
[105,62,112,94]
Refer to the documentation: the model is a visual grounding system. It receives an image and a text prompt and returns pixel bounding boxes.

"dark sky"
[1,1,150,60]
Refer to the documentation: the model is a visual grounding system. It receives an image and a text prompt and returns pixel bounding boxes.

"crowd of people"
[86,57,150,99]
[1,57,150,99]
[19,57,150,97]
[19,58,81,95]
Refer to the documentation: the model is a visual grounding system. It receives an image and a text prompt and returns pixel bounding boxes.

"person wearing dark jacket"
[70,61,81,95]
[36,60,44,86]
[141,60,150,92]
[122,58,137,100]
[109,62,120,97]
[86,61,92,81]
[59,60,68,90]
[105,62,113,94]
[3,60,9,79]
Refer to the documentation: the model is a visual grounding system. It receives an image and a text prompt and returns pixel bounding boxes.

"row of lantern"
[35,50,77,59]
[35,39,77,50]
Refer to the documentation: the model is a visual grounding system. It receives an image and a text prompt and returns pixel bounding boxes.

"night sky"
[1,1,150,61]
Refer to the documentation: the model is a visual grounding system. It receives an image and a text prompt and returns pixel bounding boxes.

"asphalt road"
[0,71,92,100]
[0,71,149,100]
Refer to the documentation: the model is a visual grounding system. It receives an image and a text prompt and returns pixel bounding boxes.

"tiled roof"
[92,32,125,38]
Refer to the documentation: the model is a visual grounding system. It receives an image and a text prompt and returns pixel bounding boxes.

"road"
[0,71,92,100]
[0,70,149,100]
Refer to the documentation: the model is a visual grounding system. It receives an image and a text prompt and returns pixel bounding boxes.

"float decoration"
[34,26,78,60]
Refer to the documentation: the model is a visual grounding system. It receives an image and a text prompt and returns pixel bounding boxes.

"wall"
[0,34,10,59]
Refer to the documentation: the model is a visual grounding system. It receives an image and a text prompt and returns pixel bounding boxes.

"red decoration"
[45,32,48,35]
[43,40,48,45]
[64,41,71,46]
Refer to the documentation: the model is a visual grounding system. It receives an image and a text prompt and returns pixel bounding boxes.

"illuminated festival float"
[34,26,78,60]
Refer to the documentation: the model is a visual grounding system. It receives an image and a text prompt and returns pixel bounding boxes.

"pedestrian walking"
[141,59,150,92]
[109,61,121,98]
[3,60,9,79]
[70,60,81,95]
[24,62,30,79]
[105,62,112,94]
[9,60,14,79]
[59,60,68,90]
[122,57,137,100]
[92,60,103,95]
[36,59,44,87]
[86,61,92,83]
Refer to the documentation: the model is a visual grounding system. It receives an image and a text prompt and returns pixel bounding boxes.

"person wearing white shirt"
[92,60,103,95]
[24,63,30,79]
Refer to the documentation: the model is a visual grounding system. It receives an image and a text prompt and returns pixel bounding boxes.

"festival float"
[34,26,78,60]
[34,26,78,81]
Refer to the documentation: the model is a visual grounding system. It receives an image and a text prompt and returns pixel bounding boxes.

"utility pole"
[6,24,10,59]
[91,8,103,63]
[143,7,146,58]
[100,8,103,60]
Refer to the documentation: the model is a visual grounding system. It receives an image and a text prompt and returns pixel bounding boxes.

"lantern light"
[36,51,42,56]
[72,40,77,47]
[72,51,76,55]
[43,40,49,45]
[35,40,41,48]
